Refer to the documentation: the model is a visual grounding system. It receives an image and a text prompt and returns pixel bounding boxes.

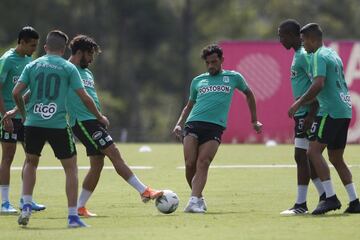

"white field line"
[10,164,360,171]
[176,164,360,169]
[10,166,153,171]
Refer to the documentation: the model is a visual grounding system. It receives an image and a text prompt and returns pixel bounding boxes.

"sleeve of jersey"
[0,58,10,84]
[312,52,326,78]
[70,67,85,90]
[188,79,197,102]
[18,64,30,85]
[236,73,249,92]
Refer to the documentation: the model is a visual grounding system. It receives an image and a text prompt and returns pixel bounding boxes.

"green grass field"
[1,143,360,240]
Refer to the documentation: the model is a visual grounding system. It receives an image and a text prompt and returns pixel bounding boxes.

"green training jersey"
[186,70,249,128]
[0,48,32,118]
[291,47,312,116]
[67,66,101,127]
[311,46,352,119]
[19,54,84,128]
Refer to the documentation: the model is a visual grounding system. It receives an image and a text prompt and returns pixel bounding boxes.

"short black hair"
[279,19,300,36]
[69,35,101,55]
[201,44,223,60]
[300,23,323,39]
[45,30,69,51]
[18,26,39,44]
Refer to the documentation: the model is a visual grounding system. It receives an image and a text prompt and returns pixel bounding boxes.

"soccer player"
[13,30,109,227]
[288,23,360,214]
[0,26,45,213]
[173,44,262,213]
[67,35,163,217]
[278,19,325,215]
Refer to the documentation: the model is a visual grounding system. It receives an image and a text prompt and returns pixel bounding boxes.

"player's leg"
[183,134,198,189]
[280,144,310,215]
[310,116,341,215]
[78,155,104,217]
[18,126,46,226]
[327,119,360,213]
[49,127,87,227]
[0,140,17,214]
[102,143,163,202]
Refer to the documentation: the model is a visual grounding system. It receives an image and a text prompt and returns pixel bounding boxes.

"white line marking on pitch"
[176,164,360,169]
[10,166,153,171]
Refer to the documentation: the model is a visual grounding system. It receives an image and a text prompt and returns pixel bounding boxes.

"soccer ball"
[155,190,179,214]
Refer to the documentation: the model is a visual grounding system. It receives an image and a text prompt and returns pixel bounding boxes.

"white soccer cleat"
[198,197,207,211]
[1,201,18,214]
[18,203,32,226]
[184,200,205,213]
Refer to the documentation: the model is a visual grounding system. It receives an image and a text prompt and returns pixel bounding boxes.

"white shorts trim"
[294,138,309,150]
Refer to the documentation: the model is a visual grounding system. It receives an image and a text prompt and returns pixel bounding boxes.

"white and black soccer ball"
[155,190,179,214]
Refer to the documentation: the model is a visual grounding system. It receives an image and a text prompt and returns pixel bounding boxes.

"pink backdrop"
[220,41,360,143]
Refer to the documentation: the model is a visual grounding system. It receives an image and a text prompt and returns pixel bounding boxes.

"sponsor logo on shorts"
[4,132,9,139]
[11,133,17,140]
[198,85,231,95]
[105,135,112,142]
[33,103,57,119]
[92,131,103,140]
[99,139,106,146]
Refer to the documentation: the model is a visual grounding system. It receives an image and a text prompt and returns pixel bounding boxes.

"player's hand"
[3,109,17,121]
[252,121,262,134]
[2,118,14,132]
[98,115,110,128]
[172,125,183,140]
[288,101,301,118]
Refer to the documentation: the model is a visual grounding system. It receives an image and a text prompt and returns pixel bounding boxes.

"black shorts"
[0,118,24,143]
[183,121,225,145]
[24,126,76,159]
[72,119,113,156]
[310,115,350,150]
[294,114,308,139]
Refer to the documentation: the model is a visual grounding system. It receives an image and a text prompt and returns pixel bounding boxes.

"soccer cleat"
[68,215,89,228]
[184,200,205,213]
[199,197,207,211]
[319,192,326,202]
[280,202,308,215]
[19,198,46,211]
[141,187,163,203]
[312,195,341,215]
[78,207,97,217]
[1,201,18,214]
[18,203,32,226]
[344,199,360,214]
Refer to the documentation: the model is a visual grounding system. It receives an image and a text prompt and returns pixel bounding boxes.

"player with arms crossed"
[13,30,109,227]
[173,44,262,213]
[67,35,163,217]
[289,23,360,214]
[0,26,45,213]
[278,19,325,215]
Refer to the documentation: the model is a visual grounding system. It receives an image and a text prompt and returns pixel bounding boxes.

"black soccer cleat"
[344,198,360,214]
[312,195,341,215]
[319,192,326,202]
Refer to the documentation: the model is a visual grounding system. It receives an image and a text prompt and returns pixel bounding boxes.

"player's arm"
[243,88,262,133]
[288,76,325,118]
[3,90,31,120]
[75,88,109,127]
[172,100,195,138]
[12,82,28,121]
